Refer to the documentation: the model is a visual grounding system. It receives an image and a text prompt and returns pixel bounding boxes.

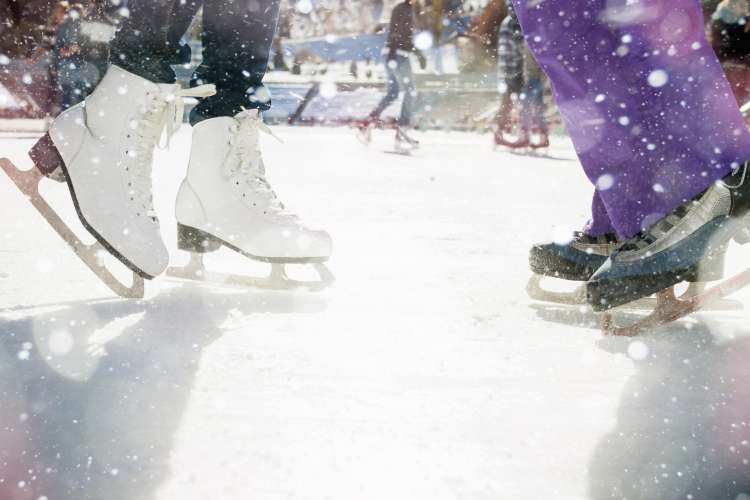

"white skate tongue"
[159,83,217,149]
[232,110,290,216]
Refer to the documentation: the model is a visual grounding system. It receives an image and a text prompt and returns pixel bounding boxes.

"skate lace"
[128,84,216,217]
[227,110,294,220]
[723,160,749,189]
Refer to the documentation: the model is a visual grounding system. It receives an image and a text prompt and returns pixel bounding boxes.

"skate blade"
[166,253,334,291]
[384,146,416,156]
[602,274,750,337]
[526,274,587,305]
[0,158,145,299]
[528,275,742,312]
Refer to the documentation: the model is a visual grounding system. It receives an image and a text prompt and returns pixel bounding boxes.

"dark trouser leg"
[190,0,282,125]
[521,46,546,132]
[369,61,401,120]
[109,0,199,83]
[397,57,416,127]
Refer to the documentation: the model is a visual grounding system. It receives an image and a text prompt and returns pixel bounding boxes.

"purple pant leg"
[512,0,750,238]
[585,192,615,236]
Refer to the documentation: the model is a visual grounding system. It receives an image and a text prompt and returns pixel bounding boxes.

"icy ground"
[2,127,750,500]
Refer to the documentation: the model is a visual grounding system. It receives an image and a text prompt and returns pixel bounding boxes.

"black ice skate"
[528,230,737,313]
[527,232,618,304]
[588,161,750,335]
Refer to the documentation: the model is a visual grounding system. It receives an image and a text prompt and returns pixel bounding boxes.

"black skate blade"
[602,270,750,337]
[1,157,146,299]
[166,253,334,292]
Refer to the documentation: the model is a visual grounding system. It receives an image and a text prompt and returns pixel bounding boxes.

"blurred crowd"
[1,0,124,115]
[278,0,478,39]
[0,0,747,122]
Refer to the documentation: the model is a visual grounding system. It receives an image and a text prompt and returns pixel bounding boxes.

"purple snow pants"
[511,0,750,238]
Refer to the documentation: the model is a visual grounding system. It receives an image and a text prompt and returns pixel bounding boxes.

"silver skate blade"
[166,253,334,292]
[602,273,750,337]
[526,274,587,305]
[527,275,742,312]
[0,158,145,299]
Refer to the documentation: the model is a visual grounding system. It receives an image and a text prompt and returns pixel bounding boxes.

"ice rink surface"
[2,127,750,500]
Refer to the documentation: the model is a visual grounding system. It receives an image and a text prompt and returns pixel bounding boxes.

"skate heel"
[177,223,222,253]
[690,249,727,282]
[29,133,66,182]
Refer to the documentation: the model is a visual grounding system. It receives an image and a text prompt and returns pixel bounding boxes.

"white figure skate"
[168,109,334,290]
[3,65,215,298]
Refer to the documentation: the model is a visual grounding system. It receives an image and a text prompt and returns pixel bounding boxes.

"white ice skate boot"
[170,109,333,289]
[394,126,419,154]
[17,65,215,296]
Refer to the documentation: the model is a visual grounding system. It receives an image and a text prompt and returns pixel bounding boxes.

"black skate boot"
[588,161,750,311]
[527,231,618,304]
[530,232,618,281]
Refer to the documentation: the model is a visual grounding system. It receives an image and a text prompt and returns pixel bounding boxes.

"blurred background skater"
[707,0,750,123]
[357,0,427,154]
[493,0,548,152]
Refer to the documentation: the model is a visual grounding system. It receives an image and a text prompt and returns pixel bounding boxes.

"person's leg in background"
[495,11,527,148]
[520,45,548,149]
[357,58,401,141]
[368,61,402,124]
[515,0,750,308]
[190,0,281,123]
[174,0,333,266]
[396,55,416,128]
[393,54,421,150]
